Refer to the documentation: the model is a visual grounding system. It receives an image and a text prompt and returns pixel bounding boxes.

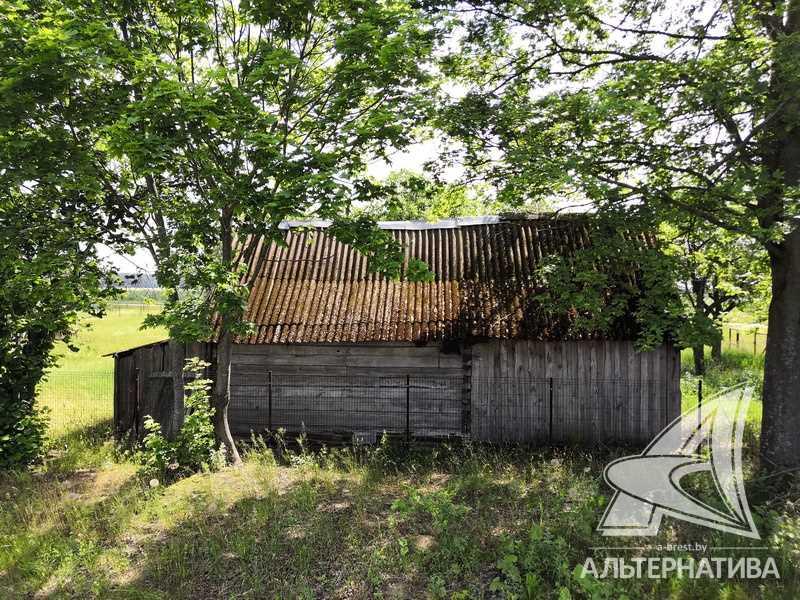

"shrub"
[390,486,475,575]
[489,524,573,599]
[0,401,48,469]
[137,358,226,479]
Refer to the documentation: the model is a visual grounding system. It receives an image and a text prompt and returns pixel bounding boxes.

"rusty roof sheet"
[234,215,648,344]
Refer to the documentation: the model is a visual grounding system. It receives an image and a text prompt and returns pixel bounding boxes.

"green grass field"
[37,306,166,438]
[50,304,166,372]
[721,324,768,356]
[679,348,765,432]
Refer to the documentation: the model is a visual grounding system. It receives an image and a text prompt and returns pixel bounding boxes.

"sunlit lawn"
[680,348,764,435]
[37,305,166,438]
[50,303,166,372]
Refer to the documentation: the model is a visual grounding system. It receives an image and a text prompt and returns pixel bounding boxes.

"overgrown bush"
[489,523,576,599]
[0,401,48,469]
[137,358,226,479]
[1,336,58,470]
[2,188,120,470]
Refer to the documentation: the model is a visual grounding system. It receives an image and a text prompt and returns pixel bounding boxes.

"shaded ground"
[1,434,798,599]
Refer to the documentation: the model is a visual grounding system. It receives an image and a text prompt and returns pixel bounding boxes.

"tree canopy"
[1,0,441,464]
[0,0,128,465]
[103,0,439,460]
[426,0,800,468]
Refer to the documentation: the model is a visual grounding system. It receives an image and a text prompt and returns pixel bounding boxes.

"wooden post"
[753,330,757,356]
[268,370,273,431]
[405,374,411,445]
[736,332,740,348]
[548,377,554,442]
[134,367,141,440]
[697,378,703,436]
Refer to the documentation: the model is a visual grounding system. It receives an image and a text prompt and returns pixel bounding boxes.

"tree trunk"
[755,0,800,469]
[212,326,241,465]
[692,345,705,376]
[211,207,242,466]
[691,276,707,375]
[760,229,800,469]
[710,337,722,362]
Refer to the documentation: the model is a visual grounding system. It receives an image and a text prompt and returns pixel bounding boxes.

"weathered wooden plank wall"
[227,343,465,437]
[469,340,681,444]
[114,340,681,445]
[113,341,214,440]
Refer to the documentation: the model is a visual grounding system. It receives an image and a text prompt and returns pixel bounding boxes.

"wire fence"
[38,370,679,446]
[106,302,164,315]
[228,374,675,445]
[722,323,767,355]
[36,371,114,439]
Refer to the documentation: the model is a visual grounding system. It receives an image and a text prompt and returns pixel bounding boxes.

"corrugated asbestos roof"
[233,214,648,344]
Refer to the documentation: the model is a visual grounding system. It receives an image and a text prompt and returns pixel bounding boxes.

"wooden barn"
[112,215,681,445]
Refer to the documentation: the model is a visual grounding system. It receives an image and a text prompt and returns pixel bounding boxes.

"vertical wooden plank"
[639,348,650,443]
[673,345,682,419]
[462,344,472,436]
[497,341,507,441]
[533,341,547,443]
[652,347,662,438]
[624,341,638,443]
[584,342,593,442]
[655,346,666,435]
[571,341,582,443]
[113,355,120,436]
[470,343,485,440]
[604,341,615,441]
[529,342,539,443]
[544,342,554,438]
[615,342,624,441]
[544,341,555,379]
[552,341,562,442]
[608,341,618,441]
[618,342,629,442]
[592,341,603,443]
[513,342,524,441]
[544,342,563,440]
[557,341,569,442]
[572,341,582,442]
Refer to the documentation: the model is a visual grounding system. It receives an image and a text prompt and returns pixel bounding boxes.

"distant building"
[121,272,160,289]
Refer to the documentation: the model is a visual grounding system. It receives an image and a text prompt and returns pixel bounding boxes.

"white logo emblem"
[598,384,759,539]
